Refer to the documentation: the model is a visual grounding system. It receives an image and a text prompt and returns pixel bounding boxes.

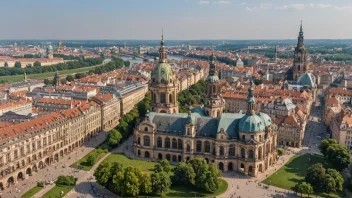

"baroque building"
[134,45,278,176]
[150,32,179,113]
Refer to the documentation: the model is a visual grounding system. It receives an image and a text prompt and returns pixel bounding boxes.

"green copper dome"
[152,62,175,84]
[297,72,316,87]
[47,44,53,53]
[206,75,219,82]
[239,112,272,133]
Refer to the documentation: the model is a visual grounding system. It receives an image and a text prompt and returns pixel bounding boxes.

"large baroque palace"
[134,34,278,177]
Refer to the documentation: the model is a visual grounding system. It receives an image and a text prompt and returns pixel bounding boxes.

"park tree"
[26,64,32,68]
[66,74,74,82]
[174,162,196,185]
[60,79,67,85]
[94,162,112,186]
[325,144,351,171]
[326,168,344,192]
[107,129,122,147]
[305,163,326,190]
[14,61,21,68]
[153,163,164,173]
[124,60,130,67]
[159,159,171,173]
[323,174,337,193]
[112,166,143,196]
[277,148,286,156]
[33,61,41,67]
[44,78,50,85]
[151,171,172,194]
[294,182,314,198]
[346,177,352,192]
[197,163,221,192]
[4,62,8,67]
[139,173,152,195]
[254,78,263,85]
[319,139,337,155]
[86,153,96,165]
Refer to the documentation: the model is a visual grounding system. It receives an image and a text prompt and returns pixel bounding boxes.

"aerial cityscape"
[0,0,352,198]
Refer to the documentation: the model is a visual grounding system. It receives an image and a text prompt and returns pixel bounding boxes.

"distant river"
[119,54,184,66]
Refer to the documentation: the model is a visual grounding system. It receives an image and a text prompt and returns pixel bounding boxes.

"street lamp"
[60,190,64,198]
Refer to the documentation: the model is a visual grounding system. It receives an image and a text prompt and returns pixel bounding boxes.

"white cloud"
[260,3,273,9]
[198,0,231,5]
[216,0,231,4]
[317,4,332,8]
[245,6,256,12]
[334,5,352,11]
[199,0,210,4]
[274,3,314,10]
[240,2,246,6]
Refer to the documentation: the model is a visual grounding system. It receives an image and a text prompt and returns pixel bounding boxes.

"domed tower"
[292,21,309,80]
[150,30,179,113]
[47,43,54,59]
[53,70,60,87]
[204,52,225,118]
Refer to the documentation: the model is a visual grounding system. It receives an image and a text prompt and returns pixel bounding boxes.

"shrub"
[37,181,44,187]
[56,176,76,186]
[277,148,286,156]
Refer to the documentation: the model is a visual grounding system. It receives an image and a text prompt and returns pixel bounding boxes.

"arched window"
[169,94,173,103]
[204,141,210,153]
[196,140,202,152]
[248,150,254,159]
[144,127,148,132]
[186,144,191,152]
[241,148,245,158]
[258,147,262,160]
[172,138,177,149]
[229,145,235,156]
[266,144,270,154]
[160,93,166,103]
[219,146,224,156]
[137,137,140,145]
[298,65,301,71]
[143,136,150,146]
[177,139,183,150]
[165,137,170,148]
[157,137,162,148]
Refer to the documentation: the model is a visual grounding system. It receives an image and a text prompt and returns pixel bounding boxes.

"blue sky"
[0,0,351,40]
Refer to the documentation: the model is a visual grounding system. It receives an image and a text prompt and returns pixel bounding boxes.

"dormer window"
[186,128,191,136]
[144,127,148,132]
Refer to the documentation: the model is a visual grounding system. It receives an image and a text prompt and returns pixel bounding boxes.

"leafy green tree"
[319,139,337,155]
[254,78,263,85]
[107,129,122,147]
[60,79,67,85]
[14,61,21,68]
[112,166,142,196]
[326,168,344,192]
[33,61,41,67]
[94,162,112,186]
[4,62,8,67]
[159,160,171,173]
[140,173,152,194]
[124,60,130,67]
[44,78,50,85]
[26,64,32,68]
[325,144,351,171]
[197,163,221,192]
[153,163,164,173]
[323,174,337,193]
[294,182,314,198]
[56,176,76,186]
[305,163,326,191]
[346,177,352,191]
[66,74,74,82]
[86,153,96,165]
[151,171,172,194]
[174,162,196,185]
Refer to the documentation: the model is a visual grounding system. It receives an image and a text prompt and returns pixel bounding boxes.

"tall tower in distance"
[204,51,225,118]
[292,21,309,80]
[150,29,179,113]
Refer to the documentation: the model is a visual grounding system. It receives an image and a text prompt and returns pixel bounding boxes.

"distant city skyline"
[1,0,351,40]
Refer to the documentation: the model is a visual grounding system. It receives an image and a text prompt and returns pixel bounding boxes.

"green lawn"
[70,149,107,171]
[42,185,74,198]
[21,186,43,198]
[100,154,228,197]
[0,65,99,83]
[262,153,343,198]
[101,153,160,173]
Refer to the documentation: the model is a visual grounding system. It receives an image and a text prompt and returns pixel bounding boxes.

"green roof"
[206,75,220,82]
[153,62,175,84]
[297,72,315,87]
[238,112,272,133]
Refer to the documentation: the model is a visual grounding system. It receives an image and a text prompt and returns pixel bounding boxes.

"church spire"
[209,46,216,76]
[299,20,303,37]
[247,77,256,115]
[158,28,168,63]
